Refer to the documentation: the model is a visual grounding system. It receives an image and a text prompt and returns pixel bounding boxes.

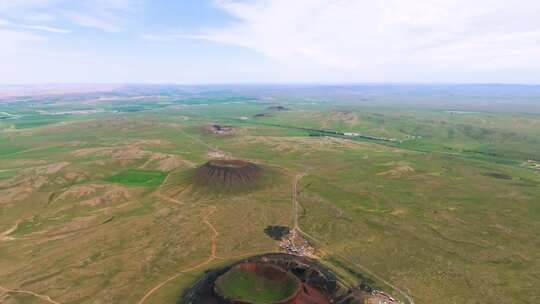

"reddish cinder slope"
[195,159,261,187]
[214,262,329,304]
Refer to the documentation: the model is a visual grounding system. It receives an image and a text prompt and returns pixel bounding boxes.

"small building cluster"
[279,229,315,257]
[364,291,400,304]
[341,131,402,143]
[525,160,540,171]
[278,230,402,304]
[208,124,234,135]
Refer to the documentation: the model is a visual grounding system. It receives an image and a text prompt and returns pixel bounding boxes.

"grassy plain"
[0,85,539,304]
[105,169,167,188]
[215,267,297,303]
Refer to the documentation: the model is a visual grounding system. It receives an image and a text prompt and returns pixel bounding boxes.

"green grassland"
[215,268,297,303]
[105,169,167,188]
[0,89,539,304]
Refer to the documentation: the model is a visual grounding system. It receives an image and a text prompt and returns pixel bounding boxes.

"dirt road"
[291,174,415,304]
[0,285,61,304]
[137,207,219,304]
[0,221,19,242]
[292,173,306,231]
[153,171,186,206]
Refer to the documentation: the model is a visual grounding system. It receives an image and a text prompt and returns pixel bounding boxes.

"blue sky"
[1,0,540,84]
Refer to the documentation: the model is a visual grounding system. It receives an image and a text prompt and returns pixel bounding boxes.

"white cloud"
[140,33,187,44]
[0,17,69,34]
[0,0,59,12]
[19,24,70,33]
[64,11,123,32]
[194,0,540,79]
[140,33,175,43]
[90,0,140,14]
[24,12,56,22]
[0,29,47,53]
[63,0,143,32]
[0,0,141,33]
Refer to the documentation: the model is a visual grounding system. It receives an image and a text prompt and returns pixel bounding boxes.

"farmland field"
[0,84,539,304]
[105,169,167,188]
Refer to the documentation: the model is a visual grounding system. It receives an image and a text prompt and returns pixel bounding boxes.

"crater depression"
[194,159,262,187]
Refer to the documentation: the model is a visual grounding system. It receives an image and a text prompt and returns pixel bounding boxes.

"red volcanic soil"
[234,262,292,281]
[215,262,329,304]
[195,159,261,187]
[181,254,341,304]
[294,284,329,304]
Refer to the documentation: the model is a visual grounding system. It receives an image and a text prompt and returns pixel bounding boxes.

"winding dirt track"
[291,174,415,304]
[153,171,187,206]
[139,132,414,304]
[137,207,219,304]
[292,173,305,231]
[154,192,185,206]
[0,221,19,242]
[0,285,61,304]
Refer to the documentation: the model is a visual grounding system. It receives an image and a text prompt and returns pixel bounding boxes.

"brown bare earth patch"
[236,136,370,155]
[0,186,34,205]
[56,184,104,201]
[331,111,359,126]
[91,159,136,167]
[0,162,74,192]
[377,165,415,178]
[78,186,132,207]
[125,139,172,147]
[140,153,191,172]
[195,159,261,187]
[40,215,98,236]
[0,222,20,242]
[63,171,88,182]
[72,146,148,159]
[31,162,70,175]
[391,208,408,216]
[0,159,47,167]
[54,183,135,208]
[156,155,189,171]
[73,141,187,172]
[208,150,227,159]
[71,139,170,159]
[321,111,359,128]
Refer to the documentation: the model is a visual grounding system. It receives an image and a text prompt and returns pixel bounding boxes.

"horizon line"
[2,82,540,87]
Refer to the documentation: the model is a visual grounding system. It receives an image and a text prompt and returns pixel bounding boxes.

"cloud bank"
[1,0,539,83]
[194,0,540,81]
